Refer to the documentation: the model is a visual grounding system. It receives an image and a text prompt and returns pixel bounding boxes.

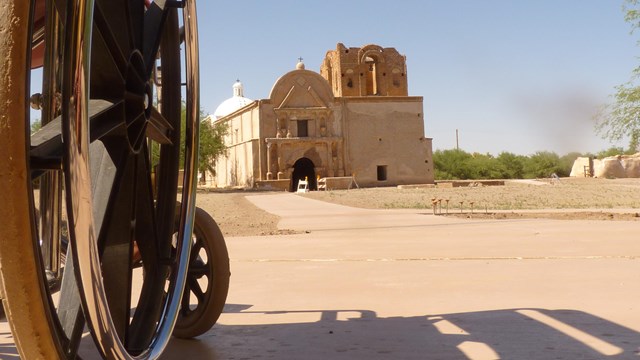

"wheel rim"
[23,0,199,357]
[55,0,199,358]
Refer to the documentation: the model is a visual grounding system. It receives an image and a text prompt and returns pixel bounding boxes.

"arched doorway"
[290,158,316,191]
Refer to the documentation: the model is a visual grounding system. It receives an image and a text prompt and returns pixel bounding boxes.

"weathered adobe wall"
[212,104,261,188]
[321,43,408,97]
[569,157,592,177]
[343,97,434,186]
[571,154,640,178]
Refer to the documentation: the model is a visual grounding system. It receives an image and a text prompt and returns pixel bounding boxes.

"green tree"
[198,118,228,176]
[31,119,41,134]
[629,130,640,152]
[597,146,626,158]
[523,151,565,178]
[596,0,640,152]
[433,149,474,179]
[496,152,526,179]
[466,152,504,179]
[151,106,228,175]
[433,148,633,181]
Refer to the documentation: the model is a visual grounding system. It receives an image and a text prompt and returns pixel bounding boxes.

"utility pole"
[456,129,459,150]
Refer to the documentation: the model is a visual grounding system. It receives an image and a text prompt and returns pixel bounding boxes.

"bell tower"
[320,43,409,97]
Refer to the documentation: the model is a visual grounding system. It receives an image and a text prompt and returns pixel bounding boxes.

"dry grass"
[301,178,640,211]
[197,178,640,237]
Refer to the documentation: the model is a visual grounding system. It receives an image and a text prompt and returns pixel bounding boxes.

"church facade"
[207,43,434,190]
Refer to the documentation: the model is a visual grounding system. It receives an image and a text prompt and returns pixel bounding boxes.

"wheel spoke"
[133,147,164,267]
[89,99,126,143]
[151,6,181,255]
[127,146,172,350]
[190,239,203,263]
[94,0,133,55]
[30,100,125,175]
[189,277,206,303]
[56,250,86,359]
[147,107,174,145]
[128,0,144,51]
[180,285,192,315]
[143,3,170,76]
[30,117,63,173]
[93,2,128,80]
[92,141,136,343]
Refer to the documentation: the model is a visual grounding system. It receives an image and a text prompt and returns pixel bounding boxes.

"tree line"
[433,147,637,180]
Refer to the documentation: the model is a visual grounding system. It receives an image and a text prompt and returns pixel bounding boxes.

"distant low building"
[570,153,640,178]
[205,43,434,190]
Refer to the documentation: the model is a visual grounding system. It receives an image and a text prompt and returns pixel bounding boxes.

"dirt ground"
[195,189,297,237]
[195,178,640,237]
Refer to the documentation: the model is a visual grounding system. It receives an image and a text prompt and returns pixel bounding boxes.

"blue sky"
[197,1,638,156]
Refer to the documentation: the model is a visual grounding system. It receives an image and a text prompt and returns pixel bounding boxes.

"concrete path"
[2,193,640,359]
[166,193,640,360]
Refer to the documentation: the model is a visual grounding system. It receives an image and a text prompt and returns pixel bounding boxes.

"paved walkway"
[2,193,640,359]
[168,193,640,359]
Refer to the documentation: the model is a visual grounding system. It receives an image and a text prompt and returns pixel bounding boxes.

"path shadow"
[0,329,19,358]
[161,304,640,360]
[3,305,637,359]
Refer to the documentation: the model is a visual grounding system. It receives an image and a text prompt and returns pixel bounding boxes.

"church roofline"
[211,100,259,124]
[338,95,422,103]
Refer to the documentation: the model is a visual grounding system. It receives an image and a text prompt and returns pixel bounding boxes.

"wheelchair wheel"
[0,0,201,358]
[173,207,230,339]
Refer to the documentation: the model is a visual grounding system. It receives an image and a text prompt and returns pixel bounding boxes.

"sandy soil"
[195,178,640,237]
[195,189,296,237]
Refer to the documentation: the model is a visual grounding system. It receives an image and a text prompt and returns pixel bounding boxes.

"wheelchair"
[0,0,229,358]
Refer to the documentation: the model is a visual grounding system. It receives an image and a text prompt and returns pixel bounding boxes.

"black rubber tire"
[173,206,230,338]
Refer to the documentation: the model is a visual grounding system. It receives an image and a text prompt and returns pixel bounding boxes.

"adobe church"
[206,43,434,190]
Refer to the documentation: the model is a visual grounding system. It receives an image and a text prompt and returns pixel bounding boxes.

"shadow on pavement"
[164,304,640,360]
[0,330,19,358]
[2,305,638,359]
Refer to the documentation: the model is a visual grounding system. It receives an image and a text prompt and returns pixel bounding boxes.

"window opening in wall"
[377,165,387,181]
[365,56,378,95]
[297,120,309,137]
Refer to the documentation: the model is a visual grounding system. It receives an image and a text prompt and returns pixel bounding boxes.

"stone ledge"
[255,179,290,191]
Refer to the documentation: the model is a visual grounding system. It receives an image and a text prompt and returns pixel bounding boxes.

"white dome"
[213,97,252,119]
[214,80,253,119]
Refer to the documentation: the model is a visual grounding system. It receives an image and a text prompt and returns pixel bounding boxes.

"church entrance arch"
[290,157,317,191]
